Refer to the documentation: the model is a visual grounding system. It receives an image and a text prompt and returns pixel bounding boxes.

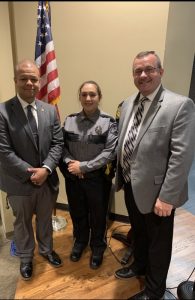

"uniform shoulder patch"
[109,121,118,135]
[115,101,124,122]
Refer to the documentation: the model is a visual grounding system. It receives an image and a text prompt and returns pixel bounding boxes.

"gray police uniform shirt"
[63,109,118,174]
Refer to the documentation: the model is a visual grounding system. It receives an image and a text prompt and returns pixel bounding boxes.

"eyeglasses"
[133,67,159,76]
[80,92,97,98]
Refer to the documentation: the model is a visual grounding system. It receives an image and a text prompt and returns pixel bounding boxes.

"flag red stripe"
[38,69,59,98]
[37,85,60,101]
[39,50,56,76]
[37,85,47,99]
[48,86,60,101]
[47,69,58,84]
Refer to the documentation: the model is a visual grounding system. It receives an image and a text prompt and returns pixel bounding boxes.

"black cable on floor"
[167,267,195,290]
[107,223,130,265]
[107,225,195,299]
[164,289,177,299]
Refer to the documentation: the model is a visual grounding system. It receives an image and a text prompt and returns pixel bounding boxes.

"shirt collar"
[79,109,100,123]
[140,84,161,102]
[17,93,37,110]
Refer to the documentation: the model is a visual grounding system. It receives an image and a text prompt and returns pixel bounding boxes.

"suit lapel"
[119,93,140,144]
[134,86,165,150]
[118,93,140,159]
[36,100,46,148]
[11,97,38,148]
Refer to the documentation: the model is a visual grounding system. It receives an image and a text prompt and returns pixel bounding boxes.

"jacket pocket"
[147,126,166,133]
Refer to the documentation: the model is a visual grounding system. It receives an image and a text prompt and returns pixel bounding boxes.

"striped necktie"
[122,97,148,183]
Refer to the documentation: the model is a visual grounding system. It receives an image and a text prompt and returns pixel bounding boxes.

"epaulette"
[68,112,79,117]
[100,113,115,122]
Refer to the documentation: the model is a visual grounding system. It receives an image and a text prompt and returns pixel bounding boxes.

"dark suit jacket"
[0,96,63,195]
[115,86,195,213]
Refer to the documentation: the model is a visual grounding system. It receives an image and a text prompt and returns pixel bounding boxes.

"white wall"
[0,2,15,101]
[0,2,15,235]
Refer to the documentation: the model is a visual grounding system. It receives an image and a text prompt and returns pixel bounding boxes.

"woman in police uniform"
[60,81,117,269]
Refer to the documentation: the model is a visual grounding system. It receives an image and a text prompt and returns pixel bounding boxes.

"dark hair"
[78,80,102,99]
[135,51,162,68]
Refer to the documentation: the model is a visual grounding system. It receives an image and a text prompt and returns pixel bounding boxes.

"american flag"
[35,1,60,115]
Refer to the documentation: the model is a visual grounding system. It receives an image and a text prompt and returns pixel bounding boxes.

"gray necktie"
[122,97,148,183]
[27,105,38,146]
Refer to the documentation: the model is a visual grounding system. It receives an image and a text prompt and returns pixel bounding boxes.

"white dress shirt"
[17,94,38,128]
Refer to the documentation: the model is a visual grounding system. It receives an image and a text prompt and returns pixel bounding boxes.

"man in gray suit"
[0,59,63,280]
[114,51,195,299]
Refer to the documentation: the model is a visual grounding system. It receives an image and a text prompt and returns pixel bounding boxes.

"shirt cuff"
[42,165,52,174]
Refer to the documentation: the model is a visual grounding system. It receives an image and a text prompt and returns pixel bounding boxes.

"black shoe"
[20,262,33,280]
[112,232,132,247]
[128,290,150,300]
[42,250,62,267]
[115,265,145,279]
[90,253,103,269]
[70,245,86,262]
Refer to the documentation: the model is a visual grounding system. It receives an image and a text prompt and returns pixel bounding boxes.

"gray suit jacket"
[0,96,63,195]
[115,86,195,213]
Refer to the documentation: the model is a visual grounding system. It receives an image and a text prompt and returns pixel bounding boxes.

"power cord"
[164,289,177,299]
[166,267,195,299]
[167,267,195,290]
[107,223,130,265]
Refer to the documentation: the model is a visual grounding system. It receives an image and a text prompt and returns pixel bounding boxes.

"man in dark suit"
[0,59,63,280]
[114,51,195,299]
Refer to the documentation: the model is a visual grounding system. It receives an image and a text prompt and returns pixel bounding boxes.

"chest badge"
[95,126,102,135]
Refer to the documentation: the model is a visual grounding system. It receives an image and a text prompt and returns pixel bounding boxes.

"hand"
[68,160,81,175]
[154,198,173,217]
[28,167,49,186]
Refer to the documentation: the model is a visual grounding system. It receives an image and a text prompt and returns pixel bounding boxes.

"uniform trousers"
[8,182,58,263]
[65,175,110,253]
[124,182,175,298]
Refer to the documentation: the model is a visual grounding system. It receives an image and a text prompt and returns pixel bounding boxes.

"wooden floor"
[15,208,195,299]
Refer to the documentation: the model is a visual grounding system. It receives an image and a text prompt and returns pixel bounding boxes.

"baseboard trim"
[56,203,130,224]
[56,202,69,211]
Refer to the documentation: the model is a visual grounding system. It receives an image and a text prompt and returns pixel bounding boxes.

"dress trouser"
[8,182,58,263]
[65,175,109,253]
[124,182,175,298]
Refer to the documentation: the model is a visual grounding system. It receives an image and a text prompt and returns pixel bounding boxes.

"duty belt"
[82,168,105,179]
